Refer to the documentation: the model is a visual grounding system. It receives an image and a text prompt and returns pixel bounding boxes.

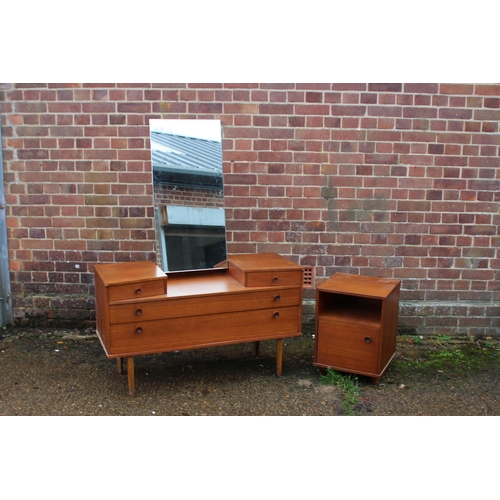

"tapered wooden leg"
[254,341,260,357]
[116,357,123,374]
[276,338,283,376]
[127,356,135,397]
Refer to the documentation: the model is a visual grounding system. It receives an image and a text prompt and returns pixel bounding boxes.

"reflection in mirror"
[149,119,227,272]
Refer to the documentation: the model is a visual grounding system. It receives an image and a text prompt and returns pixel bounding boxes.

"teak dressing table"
[93,253,304,396]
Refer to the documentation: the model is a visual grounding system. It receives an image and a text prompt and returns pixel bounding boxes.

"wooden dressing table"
[94,253,304,396]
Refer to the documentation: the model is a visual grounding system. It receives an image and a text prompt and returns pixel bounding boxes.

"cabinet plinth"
[94,253,303,396]
[313,273,401,384]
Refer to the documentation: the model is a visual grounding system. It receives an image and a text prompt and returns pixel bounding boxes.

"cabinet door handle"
[365,336,371,343]
[136,327,143,334]
[273,311,280,319]
[274,294,281,301]
[135,288,142,294]
[136,308,142,316]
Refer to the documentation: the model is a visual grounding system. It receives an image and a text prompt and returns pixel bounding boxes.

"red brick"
[440,84,474,95]
[401,131,437,142]
[115,102,150,113]
[404,83,439,93]
[331,105,366,116]
[368,83,402,92]
[472,133,500,145]
[295,104,330,115]
[368,106,402,117]
[436,132,471,144]
[481,122,498,133]
[439,108,473,119]
[331,84,366,91]
[475,85,500,96]
[474,109,500,120]
[403,107,437,118]
[305,92,323,103]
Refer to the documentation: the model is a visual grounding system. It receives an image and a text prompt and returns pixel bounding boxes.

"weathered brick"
[0,82,497,333]
[404,83,439,94]
[475,84,500,96]
[365,153,398,164]
[440,84,474,95]
[403,107,437,118]
[368,83,402,92]
[368,106,402,117]
[331,105,366,116]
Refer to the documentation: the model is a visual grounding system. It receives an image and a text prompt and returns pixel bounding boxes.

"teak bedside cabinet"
[313,273,401,384]
[93,253,304,396]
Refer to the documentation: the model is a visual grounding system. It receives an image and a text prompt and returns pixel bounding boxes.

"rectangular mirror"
[149,119,227,272]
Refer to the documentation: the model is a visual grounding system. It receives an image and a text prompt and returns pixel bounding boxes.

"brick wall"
[0,83,499,336]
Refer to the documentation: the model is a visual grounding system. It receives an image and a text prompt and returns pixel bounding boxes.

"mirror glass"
[149,119,227,272]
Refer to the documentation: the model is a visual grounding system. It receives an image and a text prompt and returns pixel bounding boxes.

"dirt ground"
[1,326,499,416]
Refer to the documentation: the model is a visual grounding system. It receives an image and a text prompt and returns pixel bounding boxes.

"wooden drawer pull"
[136,308,142,316]
[136,327,143,334]
[273,277,278,282]
[135,288,142,294]
[274,294,281,301]
[365,336,371,343]
[273,311,280,319]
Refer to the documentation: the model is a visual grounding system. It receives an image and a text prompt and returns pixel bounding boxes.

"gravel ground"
[1,327,499,416]
[3,327,498,500]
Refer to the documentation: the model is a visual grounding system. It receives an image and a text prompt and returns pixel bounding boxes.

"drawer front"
[108,279,167,302]
[316,317,380,374]
[108,306,300,356]
[245,270,302,287]
[108,287,301,324]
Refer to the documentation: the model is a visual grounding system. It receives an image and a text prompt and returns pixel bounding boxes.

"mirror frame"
[149,119,227,273]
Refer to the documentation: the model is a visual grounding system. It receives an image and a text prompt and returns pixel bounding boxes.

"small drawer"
[108,279,167,302]
[245,270,303,287]
[108,287,301,324]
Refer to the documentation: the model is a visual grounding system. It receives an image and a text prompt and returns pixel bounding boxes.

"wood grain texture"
[109,306,300,357]
[93,253,304,395]
[317,272,400,300]
[227,253,304,287]
[108,287,300,324]
[314,273,400,382]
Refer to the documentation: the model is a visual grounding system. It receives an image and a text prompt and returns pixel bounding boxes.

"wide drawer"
[108,306,301,356]
[108,279,167,302]
[108,287,301,324]
[315,317,380,374]
[244,270,303,287]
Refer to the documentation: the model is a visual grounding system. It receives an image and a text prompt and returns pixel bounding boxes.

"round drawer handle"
[136,308,142,316]
[136,327,143,334]
[135,288,142,294]
[273,311,280,319]
[365,336,371,343]
[273,277,278,283]
[274,295,281,301]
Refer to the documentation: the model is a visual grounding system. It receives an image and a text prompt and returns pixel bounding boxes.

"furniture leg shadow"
[127,357,135,397]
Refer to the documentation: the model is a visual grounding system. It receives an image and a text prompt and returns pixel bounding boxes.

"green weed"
[435,335,452,341]
[399,334,424,344]
[320,369,361,416]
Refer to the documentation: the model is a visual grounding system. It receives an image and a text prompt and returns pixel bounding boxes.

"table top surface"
[317,272,400,299]
[227,253,302,272]
[93,261,167,285]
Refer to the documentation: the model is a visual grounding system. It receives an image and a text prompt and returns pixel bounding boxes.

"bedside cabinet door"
[316,317,380,374]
